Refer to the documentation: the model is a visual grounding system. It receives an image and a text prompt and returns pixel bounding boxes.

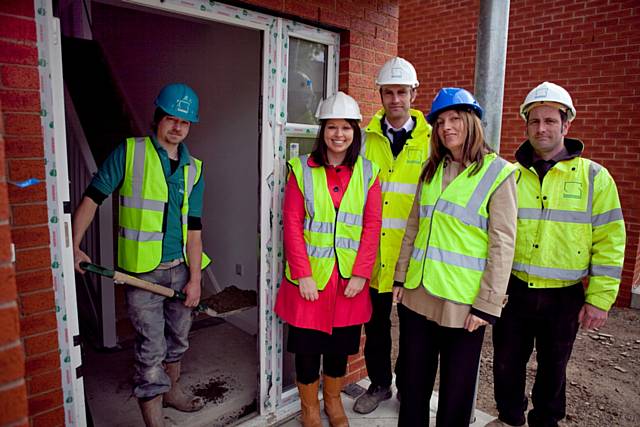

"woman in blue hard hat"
[392,88,518,426]
[274,92,382,427]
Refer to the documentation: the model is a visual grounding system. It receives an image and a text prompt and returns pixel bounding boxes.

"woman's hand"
[344,276,366,298]
[392,286,404,303]
[463,313,488,332]
[299,276,319,301]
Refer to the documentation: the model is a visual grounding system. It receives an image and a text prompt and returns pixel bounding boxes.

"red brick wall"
[399,0,640,307]
[0,1,64,426]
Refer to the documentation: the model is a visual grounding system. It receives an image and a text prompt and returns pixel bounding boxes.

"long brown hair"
[310,119,362,167]
[420,109,493,183]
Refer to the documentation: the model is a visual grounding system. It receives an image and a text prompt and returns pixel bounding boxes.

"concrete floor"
[83,321,258,426]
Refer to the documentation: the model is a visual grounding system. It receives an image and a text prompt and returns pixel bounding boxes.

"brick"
[3,113,42,136]
[0,65,39,90]
[19,311,57,336]
[4,136,45,158]
[24,331,59,357]
[27,388,63,416]
[0,223,12,263]
[0,183,9,220]
[27,369,61,395]
[0,343,26,383]
[0,304,20,345]
[0,1,35,17]
[19,289,55,316]
[24,350,59,377]
[32,407,65,427]
[14,246,50,272]
[283,1,318,21]
[0,15,36,41]
[0,264,17,303]
[15,268,52,293]
[11,225,49,250]
[8,158,46,182]
[0,40,38,66]
[0,89,41,113]
[0,381,28,425]
[11,203,48,226]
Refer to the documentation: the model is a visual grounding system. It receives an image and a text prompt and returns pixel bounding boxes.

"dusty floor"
[391,306,640,426]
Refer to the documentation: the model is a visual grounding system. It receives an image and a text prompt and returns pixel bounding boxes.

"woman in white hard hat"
[393,88,517,426]
[274,92,382,427]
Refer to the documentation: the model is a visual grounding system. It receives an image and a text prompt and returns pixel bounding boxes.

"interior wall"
[91,2,261,332]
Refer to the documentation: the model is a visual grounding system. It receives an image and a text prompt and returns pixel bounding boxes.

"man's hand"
[578,303,608,330]
[182,279,202,308]
[74,247,92,273]
[392,286,404,303]
[344,276,366,298]
[299,276,319,301]
[463,313,488,333]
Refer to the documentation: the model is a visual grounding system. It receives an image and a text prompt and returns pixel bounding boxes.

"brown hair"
[420,109,493,183]
[310,119,362,168]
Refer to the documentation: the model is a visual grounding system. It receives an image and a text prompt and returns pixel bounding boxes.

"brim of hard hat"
[317,114,362,121]
[519,101,575,121]
[426,104,483,124]
[376,80,419,88]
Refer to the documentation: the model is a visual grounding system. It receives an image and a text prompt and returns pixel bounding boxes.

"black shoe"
[353,384,392,414]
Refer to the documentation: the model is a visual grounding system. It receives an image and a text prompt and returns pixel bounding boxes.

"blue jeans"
[127,263,193,398]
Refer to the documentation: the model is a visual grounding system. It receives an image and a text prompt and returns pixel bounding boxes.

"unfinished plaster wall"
[400,0,640,307]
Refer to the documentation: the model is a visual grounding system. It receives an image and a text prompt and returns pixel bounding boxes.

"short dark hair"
[151,107,169,133]
[310,119,362,168]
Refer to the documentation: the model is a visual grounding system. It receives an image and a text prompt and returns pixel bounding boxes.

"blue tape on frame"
[10,178,41,188]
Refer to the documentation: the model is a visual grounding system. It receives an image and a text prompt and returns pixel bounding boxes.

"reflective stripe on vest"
[404,154,515,304]
[362,108,432,292]
[512,158,623,286]
[118,137,210,273]
[284,155,378,290]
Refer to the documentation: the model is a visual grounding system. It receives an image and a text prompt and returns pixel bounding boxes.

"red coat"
[274,156,382,334]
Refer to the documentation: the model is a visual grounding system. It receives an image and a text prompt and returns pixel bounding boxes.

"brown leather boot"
[138,395,165,427]
[163,361,205,412]
[322,375,349,427]
[297,380,322,427]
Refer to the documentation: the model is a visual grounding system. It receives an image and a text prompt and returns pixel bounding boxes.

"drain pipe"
[474,0,511,153]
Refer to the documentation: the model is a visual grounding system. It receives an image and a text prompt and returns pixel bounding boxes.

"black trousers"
[493,276,584,427]
[397,303,485,427]
[364,287,394,388]
[295,353,348,384]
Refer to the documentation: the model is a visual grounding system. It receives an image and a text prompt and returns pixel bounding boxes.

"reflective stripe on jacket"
[284,154,379,290]
[513,156,625,310]
[404,153,515,305]
[118,137,211,273]
[362,108,431,292]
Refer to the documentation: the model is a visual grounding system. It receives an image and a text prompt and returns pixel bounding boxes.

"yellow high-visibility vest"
[404,154,515,304]
[363,109,431,293]
[118,137,211,273]
[284,155,379,290]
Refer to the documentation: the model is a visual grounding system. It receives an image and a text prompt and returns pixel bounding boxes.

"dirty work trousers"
[397,303,485,427]
[127,262,193,399]
[492,276,584,427]
[363,288,394,389]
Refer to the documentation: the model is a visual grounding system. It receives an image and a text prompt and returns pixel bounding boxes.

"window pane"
[287,37,327,125]
[286,136,317,161]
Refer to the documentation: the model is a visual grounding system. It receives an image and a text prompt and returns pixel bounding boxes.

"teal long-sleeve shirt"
[86,136,204,262]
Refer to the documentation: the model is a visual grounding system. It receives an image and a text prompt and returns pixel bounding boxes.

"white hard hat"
[520,81,576,122]
[376,57,419,88]
[315,91,362,121]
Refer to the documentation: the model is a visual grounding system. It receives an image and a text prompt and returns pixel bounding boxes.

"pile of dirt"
[201,285,257,313]
[391,307,640,426]
[191,376,229,404]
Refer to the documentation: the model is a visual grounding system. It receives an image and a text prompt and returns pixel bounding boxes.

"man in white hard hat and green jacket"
[72,83,211,426]
[353,57,432,414]
[489,82,626,427]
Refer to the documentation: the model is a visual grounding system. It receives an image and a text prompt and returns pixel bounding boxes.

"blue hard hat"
[426,87,484,124]
[154,83,200,123]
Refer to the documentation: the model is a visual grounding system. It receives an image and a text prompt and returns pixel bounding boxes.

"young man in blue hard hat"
[354,57,432,414]
[488,82,626,427]
[72,83,210,426]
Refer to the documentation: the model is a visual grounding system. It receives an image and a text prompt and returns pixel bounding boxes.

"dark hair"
[151,107,169,133]
[420,109,493,183]
[310,119,362,167]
